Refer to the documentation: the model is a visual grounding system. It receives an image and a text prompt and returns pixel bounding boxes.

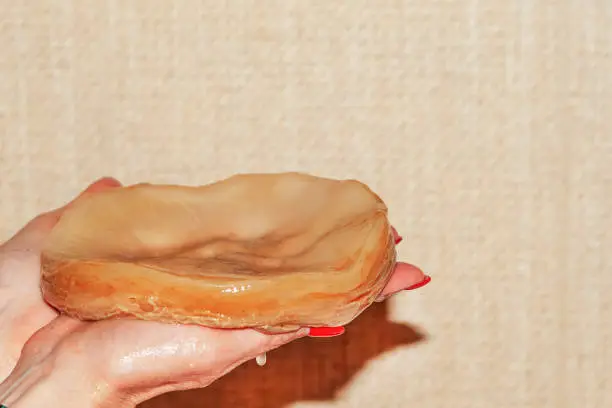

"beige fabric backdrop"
[1,1,611,407]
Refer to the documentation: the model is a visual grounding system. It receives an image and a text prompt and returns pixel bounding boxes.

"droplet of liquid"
[256,352,267,367]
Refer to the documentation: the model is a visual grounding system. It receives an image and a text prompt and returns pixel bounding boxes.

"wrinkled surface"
[41,173,396,333]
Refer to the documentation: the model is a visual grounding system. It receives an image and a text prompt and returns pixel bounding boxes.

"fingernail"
[391,226,402,245]
[405,275,431,291]
[97,176,122,186]
[308,326,345,337]
[88,177,122,190]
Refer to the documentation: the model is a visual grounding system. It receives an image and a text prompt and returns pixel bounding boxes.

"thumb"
[94,321,308,399]
[1,177,122,253]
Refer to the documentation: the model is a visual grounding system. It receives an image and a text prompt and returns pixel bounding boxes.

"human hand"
[0,178,430,408]
[0,177,124,379]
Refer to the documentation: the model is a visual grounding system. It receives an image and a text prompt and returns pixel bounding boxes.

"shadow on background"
[141,301,425,408]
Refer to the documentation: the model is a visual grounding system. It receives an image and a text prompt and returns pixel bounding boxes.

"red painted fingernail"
[405,275,431,291]
[391,226,402,244]
[308,326,345,337]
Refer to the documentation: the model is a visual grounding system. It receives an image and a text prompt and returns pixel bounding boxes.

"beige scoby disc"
[41,172,397,333]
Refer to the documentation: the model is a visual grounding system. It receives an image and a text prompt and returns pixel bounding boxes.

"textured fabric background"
[1,1,611,407]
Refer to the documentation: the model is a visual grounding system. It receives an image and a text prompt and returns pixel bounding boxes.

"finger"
[375,262,429,302]
[129,326,307,402]
[1,177,122,252]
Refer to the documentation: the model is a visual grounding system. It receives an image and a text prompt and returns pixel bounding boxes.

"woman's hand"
[0,178,429,408]
[0,177,124,379]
